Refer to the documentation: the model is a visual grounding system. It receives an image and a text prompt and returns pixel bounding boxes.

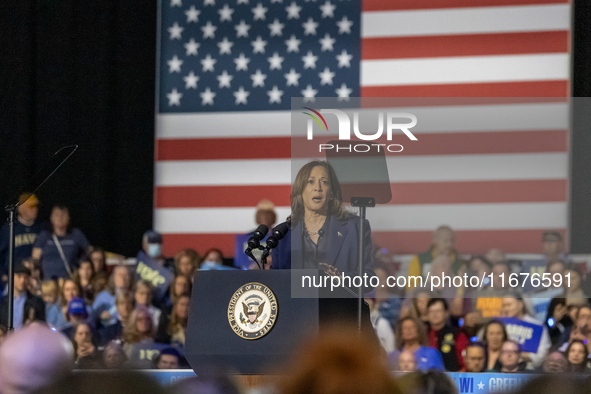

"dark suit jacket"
[272,215,375,278]
[0,291,46,327]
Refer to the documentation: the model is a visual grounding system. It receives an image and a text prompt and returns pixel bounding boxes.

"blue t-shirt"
[34,229,89,279]
[0,220,44,275]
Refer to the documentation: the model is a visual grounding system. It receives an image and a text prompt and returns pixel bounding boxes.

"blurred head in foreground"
[279,326,399,394]
[0,323,73,394]
[33,371,165,394]
[395,370,458,394]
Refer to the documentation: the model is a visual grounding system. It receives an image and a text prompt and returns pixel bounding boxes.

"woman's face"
[401,320,418,343]
[568,342,587,365]
[78,262,93,281]
[74,324,92,345]
[91,251,105,272]
[135,286,150,306]
[63,281,78,302]
[114,267,130,289]
[135,311,152,334]
[416,295,430,315]
[502,297,522,318]
[50,208,69,230]
[302,166,330,215]
[179,256,193,276]
[174,276,189,297]
[176,296,190,319]
[487,323,505,351]
[204,251,222,264]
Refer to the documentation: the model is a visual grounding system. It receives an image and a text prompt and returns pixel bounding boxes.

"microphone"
[253,224,269,241]
[266,222,290,249]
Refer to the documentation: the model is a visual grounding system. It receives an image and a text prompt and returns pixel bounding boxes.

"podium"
[185,270,375,374]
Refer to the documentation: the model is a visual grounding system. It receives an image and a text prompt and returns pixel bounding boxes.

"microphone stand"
[4,145,77,332]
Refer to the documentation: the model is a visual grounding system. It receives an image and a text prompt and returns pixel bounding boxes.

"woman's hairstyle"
[106,264,133,296]
[290,160,351,224]
[482,319,509,344]
[42,280,60,302]
[89,248,108,274]
[123,306,155,344]
[70,321,96,355]
[168,292,191,337]
[50,205,73,234]
[135,280,153,306]
[60,279,82,308]
[565,339,589,368]
[170,274,192,306]
[202,248,224,265]
[394,316,427,351]
[174,248,201,275]
[409,291,430,321]
[73,259,95,285]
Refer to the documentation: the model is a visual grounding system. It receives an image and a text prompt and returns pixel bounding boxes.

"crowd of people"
[0,193,590,380]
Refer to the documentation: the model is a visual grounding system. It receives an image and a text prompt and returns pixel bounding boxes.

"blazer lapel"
[327,217,348,266]
[291,221,304,268]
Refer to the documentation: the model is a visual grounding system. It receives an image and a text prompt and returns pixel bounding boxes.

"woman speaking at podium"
[272,160,375,280]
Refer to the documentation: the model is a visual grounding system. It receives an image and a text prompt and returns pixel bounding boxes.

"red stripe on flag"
[156,137,291,161]
[162,228,566,257]
[155,179,566,208]
[362,31,568,60]
[361,80,569,97]
[157,130,567,161]
[362,0,568,12]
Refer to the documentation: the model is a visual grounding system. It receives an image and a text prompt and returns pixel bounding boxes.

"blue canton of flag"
[159,0,361,112]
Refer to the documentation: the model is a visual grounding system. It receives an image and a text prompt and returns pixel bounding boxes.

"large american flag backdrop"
[155,0,571,258]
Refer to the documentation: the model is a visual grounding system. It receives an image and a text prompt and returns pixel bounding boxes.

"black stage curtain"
[1,1,591,255]
[0,1,157,257]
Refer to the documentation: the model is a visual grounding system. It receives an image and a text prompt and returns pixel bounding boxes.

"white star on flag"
[217,70,233,88]
[201,21,217,39]
[284,68,301,86]
[204,0,216,6]
[319,1,336,18]
[267,85,283,104]
[184,38,200,56]
[201,54,216,72]
[250,69,267,87]
[167,88,182,106]
[302,51,318,69]
[235,20,251,38]
[168,22,184,40]
[319,33,336,51]
[217,37,234,55]
[319,67,335,85]
[168,55,183,73]
[335,83,352,100]
[302,17,318,35]
[234,53,250,71]
[171,0,182,7]
[218,4,234,22]
[336,49,352,68]
[251,36,268,53]
[301,84,318,102]
[185,6,200,23]
[252,3,268,20]
[336,16,353,34]
[233,86,250,104]
[285,35,301,53]
[268,52,284,70]
[286,2,302,19]
[184,71,199,89]
[200,87,216,105]
[268,19,284,36]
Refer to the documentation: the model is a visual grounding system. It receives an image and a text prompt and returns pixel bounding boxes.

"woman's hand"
[77,342,95,358]
[319,263,340,277]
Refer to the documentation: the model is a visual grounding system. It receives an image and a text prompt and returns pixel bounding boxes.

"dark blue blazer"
[272,215,375,278]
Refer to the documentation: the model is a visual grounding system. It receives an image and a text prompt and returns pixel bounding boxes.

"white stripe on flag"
[155,153,568,187]
[361,4,570,38]
[154,202,567,233]
[361,54,569,86]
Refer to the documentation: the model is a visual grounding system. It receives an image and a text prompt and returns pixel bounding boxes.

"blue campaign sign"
[136,251,174,301]
[448,373,532,394]
[499,317,543,353]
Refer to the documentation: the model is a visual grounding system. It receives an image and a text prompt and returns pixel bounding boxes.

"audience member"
[61,297,91,338]
[427,298,468,371]
[93,264,132,327]
[42,279,60,315]
[32,205,90,280]
[398,349,417,372]
[559,305,591,352]
[565,339,589,373]
[201,248,231,270]
[46,278,84,331]
[135,280,162,330]
[366,295,395,353]
[102,341,128,369]
[71,321,101,368]
[481,319,508,371]
[23,258,42,297]
[0,263,46,329]
[123,306,157,368]
[501,296,550,369]
[546,298,573,346]
[389,316,444,371]
[541,231,570,267]
[74,259,96,303]
[395,370,459,394]
[0,193,42,280]
[33,370,165,394]
[0,323,73,394]
[280,326,399,394]
[463,342,486,373]
[136,230,174,306]
[497,340,526,373]
[90,247,110,293]
[174,248,200,281]
[542,351,568,373]
[98,290,135,346]
[154,347,181,369]
[157,293,190,347]
[485,249,506,265]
